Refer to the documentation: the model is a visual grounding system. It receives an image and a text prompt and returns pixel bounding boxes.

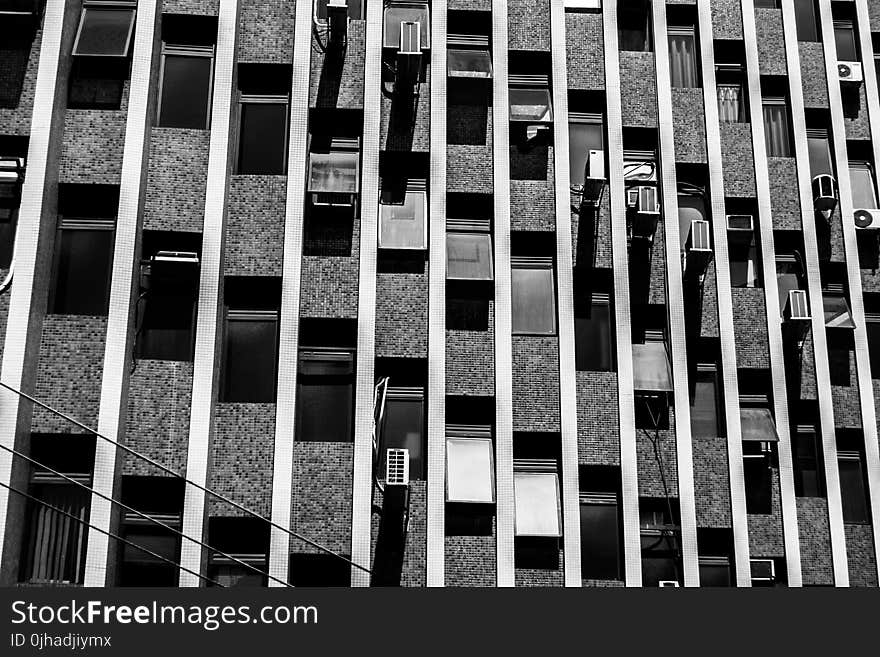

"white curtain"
[25,485,88,584]
[668,33,697,88]
[717,85,742,123]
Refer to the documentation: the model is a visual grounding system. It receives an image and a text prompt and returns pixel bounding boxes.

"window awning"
[631,342,673,392]
[824,295,855,329]
[740,408,779,442]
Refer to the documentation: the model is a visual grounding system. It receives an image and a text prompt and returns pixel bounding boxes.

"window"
[383,2,430,50]
[776,250,805,314]
[509,74,553,123]
[308,138,361,204]
[807,129,833,178]
[379,180,427,250]
[750,558,778,587]
[446,425,494,503]
[447,35,493,79]
[640,501,681,586]
[794,0,819,42]
[794,424,824,497]
[728,227,759,288]
[137,290,197,361]
[72,1,136,57]
[20,477,90,585]
[580,492,621,580]
[569,113,604,189]
[668,26,699,88]
[206,517,268,587]
[691,363,723,438]
[511,256,556,335]
[839,450,869,524]
[379,386,425,480]
[849,161,878,209]
[763,97,792,157]
[314,0,363,21]
[632,334,673,393]
[618,0,651,52]
[741,398,777,515]
[157,16,216,130]
[678,190,707,248]
[834,20,858,61]
[446,219,493,280]
[699,556,732,587]
[50,219,115,316]
[754,0,780,7]
[823,291,855,329]
[575,293,615,372]
[867,307,880,378]
[623,150,657,183]
[716,63,746,123]
[296,349,355,442]
[564,0,601,9]
[513,459,562,537]
[236,65,291,175]
[0,155,25,269]
[221,305,279,403]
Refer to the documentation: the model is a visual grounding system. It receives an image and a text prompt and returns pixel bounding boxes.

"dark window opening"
[691,362,724,438]
[697,528,734,587]
[0,22,34,108]
[575,269,615,372]
[220,277,281,403]
[511,235,557,335]
[640,498,681,587]
[236,64,291,175]
[794,0,819,42]
[865,293,880,378]
[618,0,652,52]
[743,440,773,515]
[579,465,622,581]
[833,19,858,62]
[0,147,27,269]
[377,384,426,481]
[793,422,825,498]
[157,15,217,129]
[289,552,351,586]
[206,517,269,587]
[838,430,870,524]
[296,348,356,443]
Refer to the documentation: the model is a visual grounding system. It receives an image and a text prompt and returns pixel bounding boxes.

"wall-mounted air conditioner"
[853,208,880,230]
[838,61,863,85]
[811,174,837,217]
[784,289,810,321]
[396,21,422,83]
[627,185,660,239]
[385,448,410,486]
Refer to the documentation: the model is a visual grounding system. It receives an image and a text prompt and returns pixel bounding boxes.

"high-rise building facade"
[0,0,878,588]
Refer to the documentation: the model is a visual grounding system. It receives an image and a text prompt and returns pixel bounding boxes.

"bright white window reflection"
[513,466,561,537]
[446,435,494,503]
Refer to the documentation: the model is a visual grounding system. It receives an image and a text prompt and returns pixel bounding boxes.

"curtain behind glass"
[668,32,697,88]
[717,85,742,123]
[763,103,791,157]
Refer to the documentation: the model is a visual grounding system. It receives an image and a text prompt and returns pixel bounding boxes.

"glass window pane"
[823,295,855,328]
[237,102,288,175]
[741,408,779,442]
[514,471,561,537]
[699,563,731,587]
[839,456,869,523]
[835,24,858,61]
[509,88,553,123]
[138,294,195,361]
[717,84,744,123]
[744,456,772,513]
[575,302,613,372]
[511,265,556,334]
[569,122,603,187]
[208,564,266,587]
[296,355,354,442]
[222,315,278,402]
[794,0,818,41]
[668,31,698,88]
[383,4,430,49]
[763,101,791,157]
[729,238,758,288]
[380,396,425,479]
[308,151,359,194]
[580,502,620,580]
[51,228,114,315]
[74,8,136,57]
[446,232,493,280]
[807,133,833,178]
[448,49,492,79]
[159,54,212,129]
[691,371,720,438]
[849,163,878,209]
[379,191,426,249]
[631,342,673,392]
[446,437,494,503]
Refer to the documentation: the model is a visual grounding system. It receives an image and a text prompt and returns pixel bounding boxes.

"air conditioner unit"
[853,208,880,230]
[326,0,348,40]
[385,448,410,486]
[658,580,680,587]
[627,185,660,239]
[784,289,810,321]
[580,149,606,206]
[396,21,422,83]
[684,219,712,278]
[750,559,776,585]
[811,174,837,216]
[838,61,863,85]
[726,213,754,232]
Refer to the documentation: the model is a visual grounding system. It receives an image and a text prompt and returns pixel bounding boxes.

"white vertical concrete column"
[84,0,158,586]
[350,0,384,587]
[0,0,66,564]
[848,0,880,583]
[696,1,753,587]
[426,0,448,587]
[548,0,581,586]
[650,0,700,587]
[602,1,641,587]
[816,0,856,586]
[178,0,238,587]
[266,0,312,588]
[741,0,807,588]
[491,0,515,587]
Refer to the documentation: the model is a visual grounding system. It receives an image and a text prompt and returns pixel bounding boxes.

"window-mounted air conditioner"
[627,185,660,239]
[838,61,863,85]
[685,219,712,278]
[811,174,837,216]
[327,0,349,40]
[580,149,606,206]
[658,580,680,587]
[853,208,880,230]
[750,559,776,585]
[385,448,410,486]
[726,213,753,232]
[396,21,422,83]
[784,289,810,321]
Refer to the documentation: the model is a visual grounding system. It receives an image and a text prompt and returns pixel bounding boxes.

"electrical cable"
[0,380,372,575]
[0,442,291,588]
[0,479,224,587]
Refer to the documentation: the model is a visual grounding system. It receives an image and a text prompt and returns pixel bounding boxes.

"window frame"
[71,2,137,58]
[508,74,553,124]
[510,255,557,336]
[236,93,291,175]
[513,459,562,538]
[838,449,870,524]
[307,137,361,204]
[762,96,793,158]
[446,218,494,281]
[848,160,879,210]
[378,385,426,480]
[49,217,116,316]
[667,24,700,88]
[220,308,280,403]
[156,42,215,130]
[575,291,615,372]
[568,112,605,189]
[378,180,427,250]
[691,362,724,438]
[579,491,622,580]
[833,19,858,62]
[445,425,495,504]
[295,348,356,443]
